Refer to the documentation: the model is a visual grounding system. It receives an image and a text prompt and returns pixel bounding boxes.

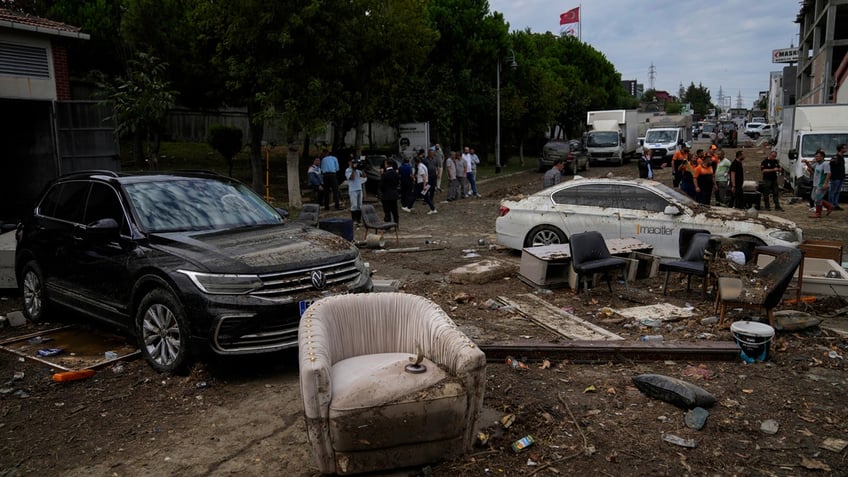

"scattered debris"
[684,407,709,430]
[662,434,697,448]
[511,435,535,453]
[6,311,26,327]
[500,413,516,429]
[632,374,716,409]
[613,303,695,323]
[505,355,528,370]
[681,365,715,380]
[498,294,623,341]
[820,437,848,453]
[52,369,95,382]
[800,455,831,471]
[760,419,780,435]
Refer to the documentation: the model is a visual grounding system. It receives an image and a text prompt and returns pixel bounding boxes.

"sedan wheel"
[136,288,192,374]
[21,261,47,322]
[526,225,567,247]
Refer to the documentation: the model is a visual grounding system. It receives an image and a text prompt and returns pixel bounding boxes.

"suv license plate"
[299,300,314,316]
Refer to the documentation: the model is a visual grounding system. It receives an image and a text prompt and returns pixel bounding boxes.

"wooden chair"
[568,231,628,302]
[361,204,399,244]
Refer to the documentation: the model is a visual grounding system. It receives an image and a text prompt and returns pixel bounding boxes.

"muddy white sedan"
[496,177,803,258]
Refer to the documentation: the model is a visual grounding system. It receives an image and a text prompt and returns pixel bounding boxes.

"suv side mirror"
[85,218,120,240]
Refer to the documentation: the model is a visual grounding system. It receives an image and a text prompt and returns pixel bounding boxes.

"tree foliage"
[682,82,714,117]
[26,0,713,197]
[207,125,243,177]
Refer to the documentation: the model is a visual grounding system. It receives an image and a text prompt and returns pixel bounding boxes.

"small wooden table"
[519,238,654,288]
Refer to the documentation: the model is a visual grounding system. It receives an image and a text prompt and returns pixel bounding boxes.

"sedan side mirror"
[663,205,681,216]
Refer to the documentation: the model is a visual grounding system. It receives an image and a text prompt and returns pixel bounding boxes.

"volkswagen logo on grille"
[310,270,327,290]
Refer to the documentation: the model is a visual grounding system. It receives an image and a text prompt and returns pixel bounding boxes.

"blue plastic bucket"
[730,321,775,363]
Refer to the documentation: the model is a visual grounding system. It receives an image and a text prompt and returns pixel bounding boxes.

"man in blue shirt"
[320,149,341,210]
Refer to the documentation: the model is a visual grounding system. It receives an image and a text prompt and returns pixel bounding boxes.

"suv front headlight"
[178,270,263,294]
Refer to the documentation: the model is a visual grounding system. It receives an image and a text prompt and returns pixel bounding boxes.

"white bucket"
[730,321,775,363]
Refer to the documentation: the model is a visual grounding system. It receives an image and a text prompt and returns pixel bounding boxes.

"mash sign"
[773,48,798,64]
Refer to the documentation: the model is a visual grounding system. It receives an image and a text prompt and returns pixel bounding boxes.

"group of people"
[306,144,484,227]
[648,140,847,219]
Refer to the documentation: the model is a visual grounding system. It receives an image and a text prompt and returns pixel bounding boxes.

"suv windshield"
[124,178,283,232]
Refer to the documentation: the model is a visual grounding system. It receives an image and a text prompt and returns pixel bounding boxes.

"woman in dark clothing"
[380,159,400,224]
[638,148,654,179]
[679,153,697,199]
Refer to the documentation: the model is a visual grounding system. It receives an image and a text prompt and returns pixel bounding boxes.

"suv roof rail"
[58,170,121,180]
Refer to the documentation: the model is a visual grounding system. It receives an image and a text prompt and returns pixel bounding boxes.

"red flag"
[559,7,580,25]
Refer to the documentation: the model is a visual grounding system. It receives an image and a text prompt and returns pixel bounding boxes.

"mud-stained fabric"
[297,292,486,475]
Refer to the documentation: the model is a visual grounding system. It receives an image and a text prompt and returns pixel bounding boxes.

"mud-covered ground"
[1,141,847,476]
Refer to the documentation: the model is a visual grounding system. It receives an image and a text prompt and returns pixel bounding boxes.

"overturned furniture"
[298,292,486,475]
[717,246,803,327]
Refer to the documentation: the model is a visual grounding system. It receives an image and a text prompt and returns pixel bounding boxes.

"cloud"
[490,0,801,106]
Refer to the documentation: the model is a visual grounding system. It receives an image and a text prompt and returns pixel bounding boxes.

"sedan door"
[550,183,622,240]
[615,184,683,257]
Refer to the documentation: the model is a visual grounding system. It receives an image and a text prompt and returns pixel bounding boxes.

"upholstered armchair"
[298,292,487,475]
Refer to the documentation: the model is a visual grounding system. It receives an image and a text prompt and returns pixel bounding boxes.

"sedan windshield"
[124,178,284,232]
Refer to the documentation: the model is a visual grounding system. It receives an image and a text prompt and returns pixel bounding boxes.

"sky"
[489,0,802,108]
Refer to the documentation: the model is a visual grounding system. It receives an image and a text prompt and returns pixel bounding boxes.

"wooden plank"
[498,293,623,341]
[480,340,741,363]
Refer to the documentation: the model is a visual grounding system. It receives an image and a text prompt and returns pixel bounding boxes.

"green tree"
[682,82,713,117]
[95,52,177,169]
[207,125,243,177]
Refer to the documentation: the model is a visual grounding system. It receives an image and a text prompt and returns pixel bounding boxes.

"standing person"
[671,144,689,188]
[399,157,414,211]
[444,151,459,201]
[543,159,565,188]
[433,144,444,191]
[469,147,482,197]
[829,143,846,210]
[379,158,400,224]
[638,148,654,179]
[462,147,480,197]
[694,153,715,205]
[424,149,441,206]
[759,150,783,211]
[306,157,323,203]
[679,152,697,200]
[407,156,437,214]
[345,156,367,224]
[320,149,341,210]
[714,150,732,206]
[805,150,833,218]
[729,150,746,209]
[456,151,469,199]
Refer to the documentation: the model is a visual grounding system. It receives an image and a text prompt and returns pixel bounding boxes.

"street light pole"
[496,50,517,174]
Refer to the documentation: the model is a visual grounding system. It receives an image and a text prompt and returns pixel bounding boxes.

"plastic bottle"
[640,335,664,342]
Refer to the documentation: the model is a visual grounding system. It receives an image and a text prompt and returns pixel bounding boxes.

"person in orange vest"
[694,153,715,205]
[671,144,689,188]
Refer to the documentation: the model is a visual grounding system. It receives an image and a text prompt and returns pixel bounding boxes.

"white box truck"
[585,109,639,166]
[776,105,848,198]
[642,115,692,166]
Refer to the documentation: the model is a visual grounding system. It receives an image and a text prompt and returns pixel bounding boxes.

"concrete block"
[448,259,517,285]
[6,311,27,327]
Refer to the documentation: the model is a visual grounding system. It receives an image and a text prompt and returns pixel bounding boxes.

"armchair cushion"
[330,353,465,452]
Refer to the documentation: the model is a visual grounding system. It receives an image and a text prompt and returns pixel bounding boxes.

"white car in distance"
[495,177,803,258]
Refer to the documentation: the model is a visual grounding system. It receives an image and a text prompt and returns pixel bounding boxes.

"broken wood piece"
[480,340,741,363]
[498,293,623,341]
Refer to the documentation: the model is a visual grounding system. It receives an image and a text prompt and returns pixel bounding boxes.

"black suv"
[15,171,372,373]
